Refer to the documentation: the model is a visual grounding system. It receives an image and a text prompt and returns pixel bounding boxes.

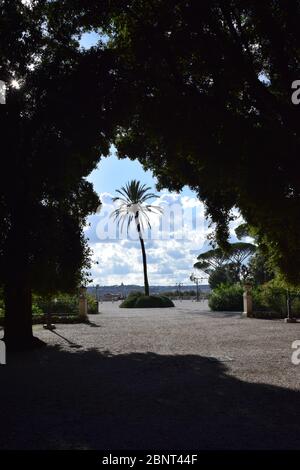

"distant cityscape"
[88,284,211,298]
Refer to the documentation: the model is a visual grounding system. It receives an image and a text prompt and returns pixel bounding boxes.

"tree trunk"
[4,277,34,351]
[3,208,42,351]
[135,212,150,296]
[139,235,150,296]
[2,100,43,351]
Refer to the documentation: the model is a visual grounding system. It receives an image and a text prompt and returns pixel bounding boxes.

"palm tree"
[111,180,162,296]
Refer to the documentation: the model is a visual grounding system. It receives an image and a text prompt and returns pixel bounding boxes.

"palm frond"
[111,180,163,235]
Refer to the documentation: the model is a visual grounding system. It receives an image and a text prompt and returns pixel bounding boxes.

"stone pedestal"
[79,287,88,320]
[0,340,6,365]
[43,312,56,330]
[284,317,297,323]
[243,290,253,317]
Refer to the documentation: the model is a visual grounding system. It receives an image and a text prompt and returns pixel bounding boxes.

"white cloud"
[85,192,246,286]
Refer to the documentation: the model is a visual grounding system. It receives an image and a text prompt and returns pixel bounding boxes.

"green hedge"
[0,292,99,317]
[120,292,174,308]
[251,284,300,318]
[34,294,78,315]
[209,282,300,318]
[86,294,98,314]
[209,284,244,311]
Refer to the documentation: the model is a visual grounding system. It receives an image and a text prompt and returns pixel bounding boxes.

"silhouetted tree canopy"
[235,223,275,284]
[0,0,114,348]
[103,0,300,284]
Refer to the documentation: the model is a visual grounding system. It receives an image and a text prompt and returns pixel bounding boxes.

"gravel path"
[1,300,300,449]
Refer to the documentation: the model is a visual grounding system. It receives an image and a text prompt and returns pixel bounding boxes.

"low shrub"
[0,300,44,317]
[248,311,290,320]
[120,293,174,308]
[32,303,44,316]
[251,282,300,318]
[127,291,143,298]
[34,294,78,315]
[0,291,99,319]
[160,296,175,307]
[34,314,85,325]
[208,280,300,318]
[209,284,243,311]
[87,294,99,314]
[255,284,286,314]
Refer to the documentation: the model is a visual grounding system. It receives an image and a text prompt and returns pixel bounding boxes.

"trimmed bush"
[34,294,78,315]
[0,298,4,317]
[87,294,99,314]
[255,284,286,314]
[251,283,300,318]
[119,291,143,308]
[209,284,243,311]
[160,296,175,307]
[208,280,300,318]
[120,293,174,308]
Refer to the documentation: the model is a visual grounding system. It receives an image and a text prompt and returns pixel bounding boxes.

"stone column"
[0,339,6,365]
[243,282,253,317]
[43,311,56,330]
[79,286,88,320]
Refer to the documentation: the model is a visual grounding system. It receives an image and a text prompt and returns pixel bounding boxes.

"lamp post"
[284,289,297,323]
[176,282,183,301]
[190,273,199,301]
[120,282,126,299]
[190,273,207,302]
[95,284,100,301]
[95,284,102,313]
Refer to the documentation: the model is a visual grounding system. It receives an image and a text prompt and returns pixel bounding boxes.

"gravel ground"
[1,300,300,449]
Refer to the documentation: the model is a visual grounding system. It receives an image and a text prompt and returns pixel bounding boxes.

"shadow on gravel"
[49,330,82,349]
[0,346,299,450]
[190,311,243,318]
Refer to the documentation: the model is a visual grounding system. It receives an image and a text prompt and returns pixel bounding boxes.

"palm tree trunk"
[135,212,150,296]
[139,236,150,296]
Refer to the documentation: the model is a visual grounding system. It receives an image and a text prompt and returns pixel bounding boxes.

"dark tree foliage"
[104,0,300,284]
[208,267,233,290]
[0,1,114,349]
[247,251,275,286]
[235,222,275,284]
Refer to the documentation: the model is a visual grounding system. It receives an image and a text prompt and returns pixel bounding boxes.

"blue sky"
[85,150,245,287]
[88,150,196,199]
[88,152,157,195]
[80,31,101,48]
